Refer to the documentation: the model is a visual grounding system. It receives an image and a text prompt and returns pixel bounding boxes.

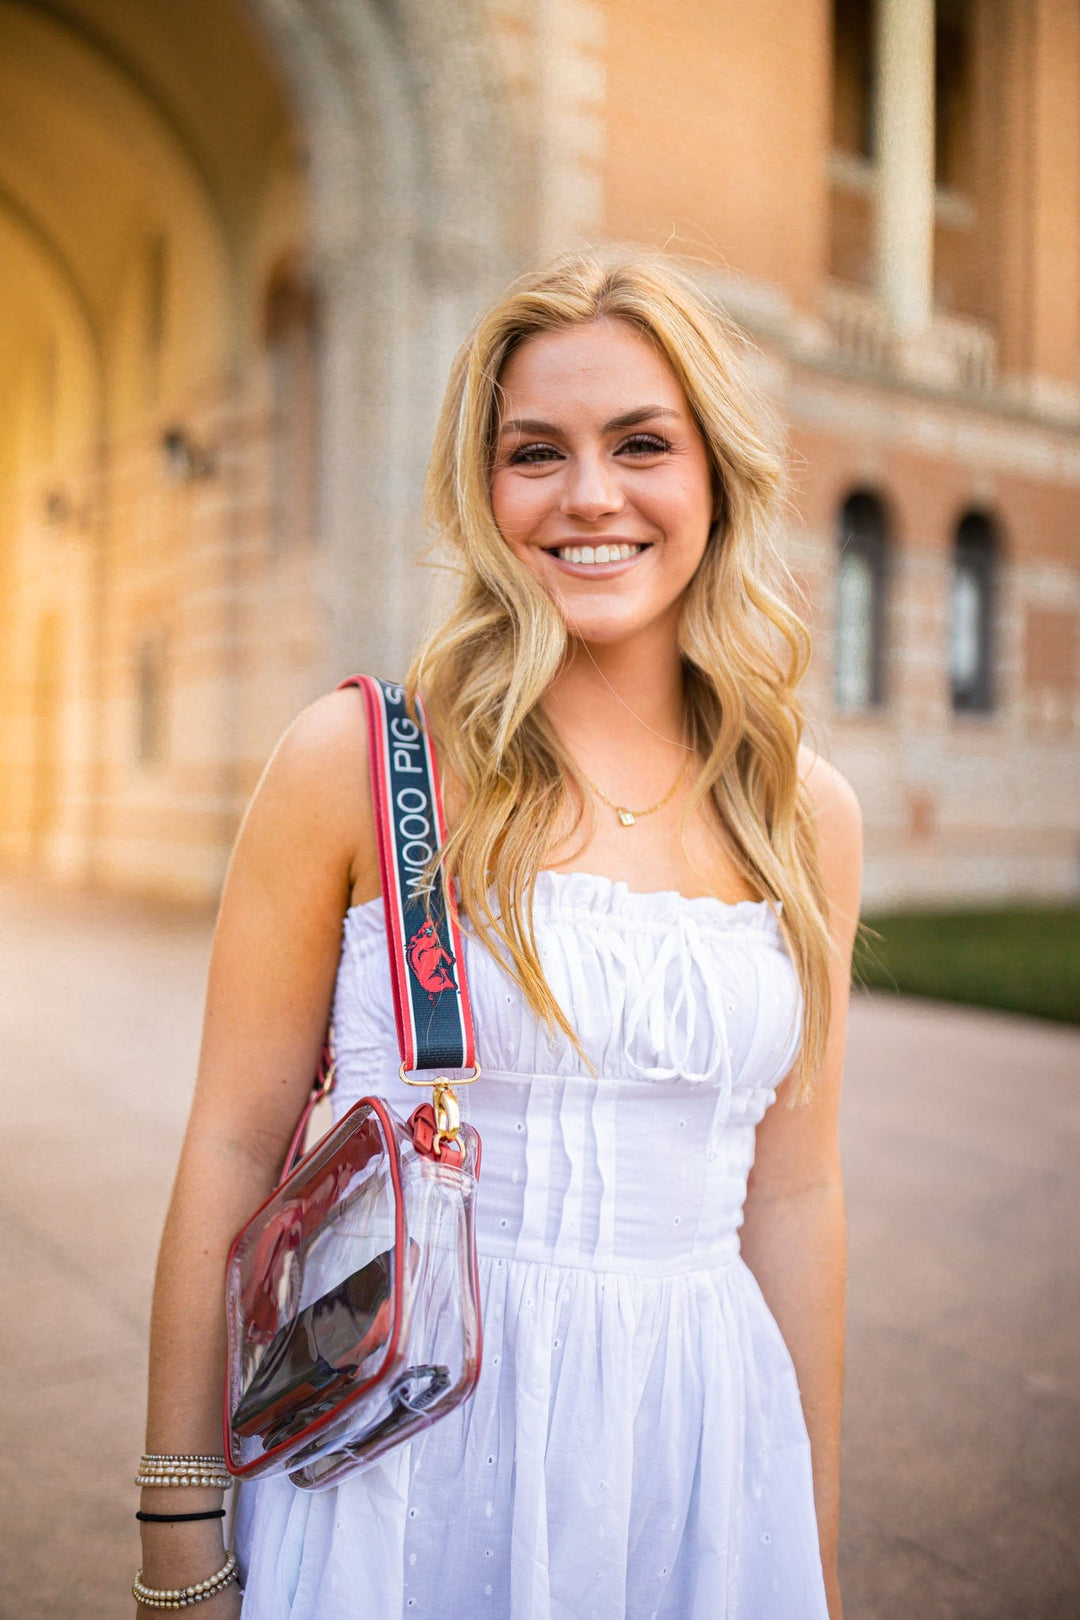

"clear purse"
[223,677,481,1491]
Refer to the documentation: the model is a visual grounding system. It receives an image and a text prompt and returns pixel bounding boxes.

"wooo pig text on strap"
[343,676,476,1075]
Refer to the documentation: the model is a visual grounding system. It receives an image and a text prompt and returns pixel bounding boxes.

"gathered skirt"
[235,1248,828,1619]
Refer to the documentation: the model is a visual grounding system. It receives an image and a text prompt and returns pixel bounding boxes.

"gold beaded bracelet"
[132,1550,238,1610]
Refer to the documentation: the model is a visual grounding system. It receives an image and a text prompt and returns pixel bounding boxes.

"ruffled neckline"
[530,869,781,930]
[346,867,781,933]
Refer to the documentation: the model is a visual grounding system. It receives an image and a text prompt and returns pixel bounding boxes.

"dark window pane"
[950,511,996,711]
[935,0,973,191]
[836,491,888,711]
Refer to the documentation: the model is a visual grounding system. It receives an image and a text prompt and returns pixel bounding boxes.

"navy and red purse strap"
[347,675,477,1079]
[280,676,477,1181]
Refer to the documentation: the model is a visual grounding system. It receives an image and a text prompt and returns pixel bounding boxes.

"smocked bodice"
[329,869,801,1277]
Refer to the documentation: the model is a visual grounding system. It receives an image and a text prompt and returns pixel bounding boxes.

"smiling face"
[489,317,717,646]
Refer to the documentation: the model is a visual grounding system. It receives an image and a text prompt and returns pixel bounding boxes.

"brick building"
[0,0,1076,905]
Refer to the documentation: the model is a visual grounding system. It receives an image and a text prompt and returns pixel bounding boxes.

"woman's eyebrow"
[603,405,681,432]
[498,417,561,437]
[498,405,681,437]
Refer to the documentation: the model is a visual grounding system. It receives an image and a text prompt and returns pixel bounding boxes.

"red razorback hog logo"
[406,918,456,998]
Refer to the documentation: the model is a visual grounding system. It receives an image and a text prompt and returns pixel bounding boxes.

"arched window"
[264,256,319,547]
[835,491,889,713]
[950,511,997,712]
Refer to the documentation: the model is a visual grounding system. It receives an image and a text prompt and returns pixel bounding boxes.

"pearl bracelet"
[132,1550,238,1609]
[136,1454,232,1490]
[141,1458,226,1470]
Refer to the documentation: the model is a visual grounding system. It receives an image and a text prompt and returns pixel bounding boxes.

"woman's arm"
[136,688,376,1614]
[739,752,862,1620]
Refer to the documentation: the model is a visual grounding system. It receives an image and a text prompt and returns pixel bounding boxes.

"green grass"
[854,905,1080,1025]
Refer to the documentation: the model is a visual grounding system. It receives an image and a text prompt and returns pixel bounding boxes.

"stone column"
[874,0,936,336]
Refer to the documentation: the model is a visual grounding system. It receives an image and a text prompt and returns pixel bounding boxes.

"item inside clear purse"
[225,1096,481,1488]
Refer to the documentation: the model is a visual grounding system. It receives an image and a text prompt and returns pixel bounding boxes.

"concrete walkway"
[1,880,1077,1619]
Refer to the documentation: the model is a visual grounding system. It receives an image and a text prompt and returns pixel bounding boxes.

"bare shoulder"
[797,745,863,940]
[257,685,369,806]
[191,687,375,1150]
[229,685,375,910]
[797,746,862,836]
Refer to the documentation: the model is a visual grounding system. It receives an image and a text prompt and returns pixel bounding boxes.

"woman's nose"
[560,452,624,522]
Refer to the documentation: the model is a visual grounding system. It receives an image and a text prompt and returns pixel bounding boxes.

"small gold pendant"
[617,807,636,827]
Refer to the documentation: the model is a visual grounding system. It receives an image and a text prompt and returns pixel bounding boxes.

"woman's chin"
[556,589,687,649]
[560,608,660,647]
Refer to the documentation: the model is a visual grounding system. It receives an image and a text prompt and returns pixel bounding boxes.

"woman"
[137,250,860,1619]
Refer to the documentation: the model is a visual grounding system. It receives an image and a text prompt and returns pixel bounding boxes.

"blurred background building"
[0,0,1076,907]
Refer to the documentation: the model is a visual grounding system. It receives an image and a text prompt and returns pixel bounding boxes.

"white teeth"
[554,543,643,565]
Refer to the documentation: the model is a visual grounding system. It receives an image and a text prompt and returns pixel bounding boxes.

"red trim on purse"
[223,1096,408,1476]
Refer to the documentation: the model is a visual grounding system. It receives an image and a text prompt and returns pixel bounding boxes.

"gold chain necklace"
[575,756,691,827]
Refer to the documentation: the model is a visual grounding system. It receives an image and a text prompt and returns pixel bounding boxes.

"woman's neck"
[542,626,691,765]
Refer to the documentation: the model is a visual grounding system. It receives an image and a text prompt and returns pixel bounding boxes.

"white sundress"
[235,869,829,1620]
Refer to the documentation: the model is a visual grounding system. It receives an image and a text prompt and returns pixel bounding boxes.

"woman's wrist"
[136,1457,231,1588]
[824,1570,844,1620]
[138,1517,229,1581]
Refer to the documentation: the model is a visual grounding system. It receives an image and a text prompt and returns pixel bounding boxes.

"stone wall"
[0,0,1076,907]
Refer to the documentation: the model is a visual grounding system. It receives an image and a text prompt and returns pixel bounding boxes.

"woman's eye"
[508,442,562,465]
[620,433,669,456]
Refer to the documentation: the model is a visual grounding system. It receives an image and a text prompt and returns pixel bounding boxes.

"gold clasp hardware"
[397,1063,480,1158]
[431,1081,461,1157]
[398,1062,481,1087]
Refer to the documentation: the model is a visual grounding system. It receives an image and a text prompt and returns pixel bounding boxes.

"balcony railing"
[824,283,998,396]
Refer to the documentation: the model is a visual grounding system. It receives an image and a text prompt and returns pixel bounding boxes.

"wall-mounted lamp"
[161,426,216,483]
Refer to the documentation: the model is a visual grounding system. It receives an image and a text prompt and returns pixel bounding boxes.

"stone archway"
[0,0,314,894]
[0,0,525,901]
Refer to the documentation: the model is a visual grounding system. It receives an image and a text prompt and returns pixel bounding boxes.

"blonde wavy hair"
[408,248,831,1099]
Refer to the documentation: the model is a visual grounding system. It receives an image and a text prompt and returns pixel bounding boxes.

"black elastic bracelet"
[136,1509,227,1524]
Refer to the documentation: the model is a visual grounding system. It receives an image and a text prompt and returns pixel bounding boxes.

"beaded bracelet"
[136,1454,232,1490]
[142,1458,226,1470]
[132,1550,238,1610]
